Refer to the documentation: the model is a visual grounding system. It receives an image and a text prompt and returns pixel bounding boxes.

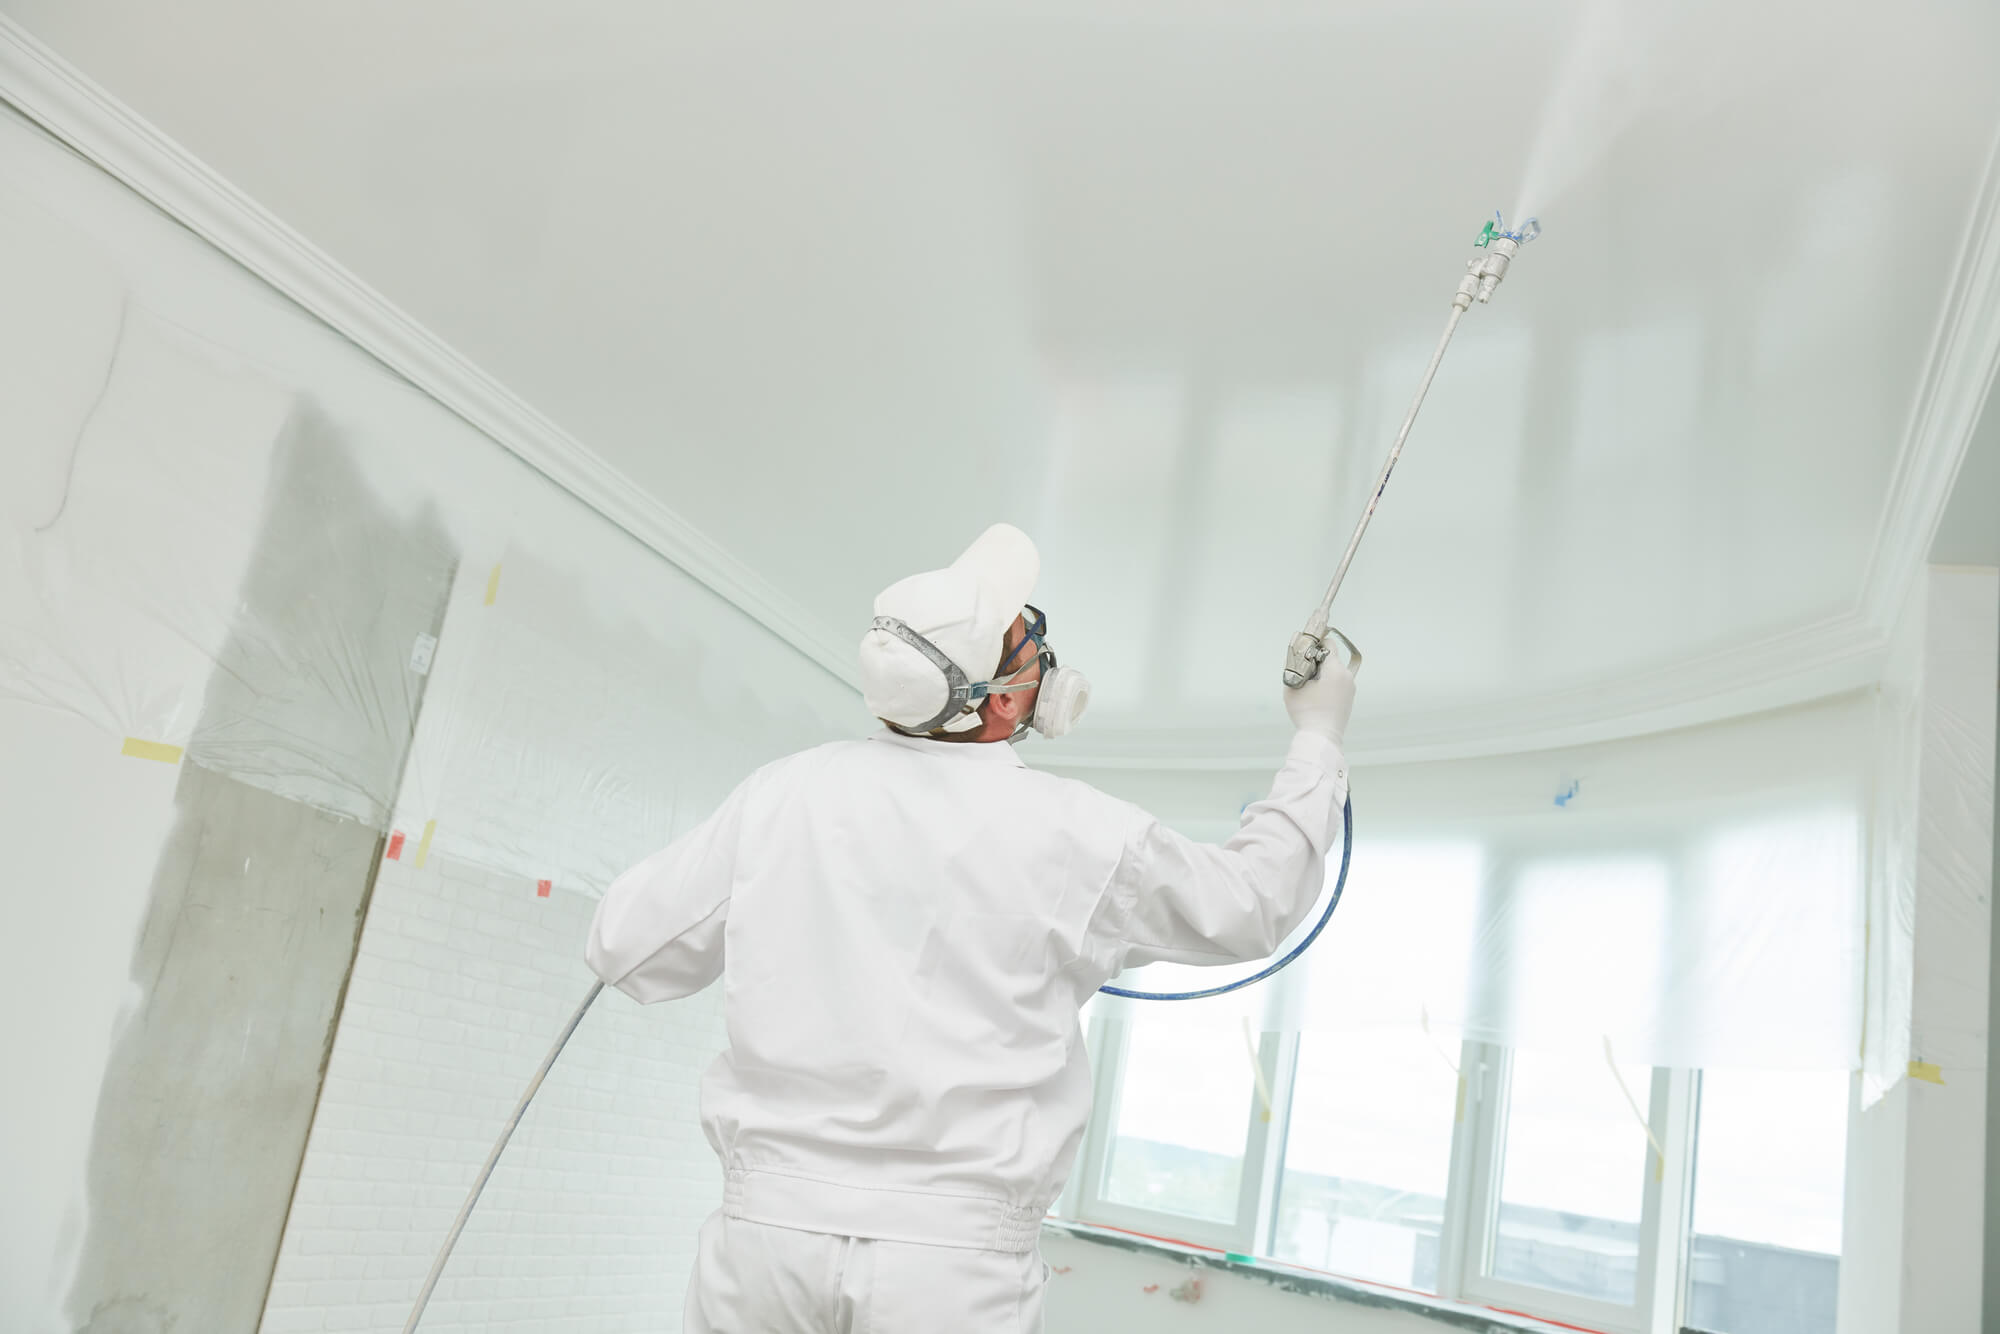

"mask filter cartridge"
[1030,666,1090,738]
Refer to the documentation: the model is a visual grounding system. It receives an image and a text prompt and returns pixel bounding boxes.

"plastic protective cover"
[0,105,861,890]
[1094,691,1873,1076]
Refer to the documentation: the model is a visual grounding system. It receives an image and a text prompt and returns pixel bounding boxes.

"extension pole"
[1307,302,1466,633]
[402,979,606,1333]
[1283,216,1534,688]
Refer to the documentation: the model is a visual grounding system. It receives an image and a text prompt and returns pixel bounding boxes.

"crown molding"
[1857,122,2000,634]
[1035,607,1885,770]
[0,15,862,692]
[1035,127,2000,774]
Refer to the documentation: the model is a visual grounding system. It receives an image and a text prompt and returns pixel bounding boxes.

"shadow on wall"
[62,406,456,1334]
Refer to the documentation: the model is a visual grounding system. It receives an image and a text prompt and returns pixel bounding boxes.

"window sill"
[1041,1219,1601,1334]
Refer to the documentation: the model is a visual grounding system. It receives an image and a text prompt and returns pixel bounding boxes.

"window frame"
[1063,1023,1704,1334]
[1066,1009,1295,1254]
[1445,1041,1698,1334]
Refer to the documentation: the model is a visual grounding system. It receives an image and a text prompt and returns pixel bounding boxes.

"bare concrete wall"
[63,414,454,1334]
[64,768,390,1334]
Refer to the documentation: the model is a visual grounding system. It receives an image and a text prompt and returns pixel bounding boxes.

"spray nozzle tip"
[1483,211,1541,245]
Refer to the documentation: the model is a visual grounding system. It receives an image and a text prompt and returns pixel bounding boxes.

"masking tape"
[414,819,436,870]
[1908,1059,1945,1085]
[484,563,502,606]
[385,830,405,861]
[1602,1036,1669,1177]
[1420,1005,1460,1075]
[1455,1074,1467,1125]
[1240,1018,1275,1124]
[120,737,183,764]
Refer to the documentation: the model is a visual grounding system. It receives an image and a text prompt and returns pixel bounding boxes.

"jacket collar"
[870,728,1028,768]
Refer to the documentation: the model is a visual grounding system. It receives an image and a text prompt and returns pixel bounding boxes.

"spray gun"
[1282,211,1539,689]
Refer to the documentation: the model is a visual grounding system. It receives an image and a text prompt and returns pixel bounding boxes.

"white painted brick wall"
[261,851,726,1333]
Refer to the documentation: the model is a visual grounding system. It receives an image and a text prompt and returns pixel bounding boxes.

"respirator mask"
[873,604,1091,741]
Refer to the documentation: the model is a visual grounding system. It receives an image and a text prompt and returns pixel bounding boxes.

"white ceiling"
[6,0,1998,761]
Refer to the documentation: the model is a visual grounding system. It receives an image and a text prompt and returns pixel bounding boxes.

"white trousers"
[684,1212,1049,1334]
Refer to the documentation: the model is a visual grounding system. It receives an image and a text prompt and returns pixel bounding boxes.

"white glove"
[1283,649,1356,743]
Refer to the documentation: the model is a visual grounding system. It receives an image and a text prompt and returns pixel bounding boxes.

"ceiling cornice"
[1040,127,2000,773]
[0,15,863,693]
[1857,122,2000,635]
[1037,608,1884,770]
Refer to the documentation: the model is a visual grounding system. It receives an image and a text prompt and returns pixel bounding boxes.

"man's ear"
[985,688,1026,727]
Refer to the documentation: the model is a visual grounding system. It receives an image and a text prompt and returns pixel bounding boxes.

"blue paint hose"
[1098,793,1352,1002]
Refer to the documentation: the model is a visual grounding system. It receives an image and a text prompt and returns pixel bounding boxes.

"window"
[1272,1026,1458,1290]
[1488,1047,1655,1305]
[1685,1070,1847,1334]
[1062,819,1856,1334]
[1067,1002,1279,1252]
[1101,1021,1254,1223]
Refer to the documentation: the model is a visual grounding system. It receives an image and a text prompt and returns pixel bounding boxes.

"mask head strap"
[995,605,1048,676]
[873,616,979,735]
[873,610,1056,738]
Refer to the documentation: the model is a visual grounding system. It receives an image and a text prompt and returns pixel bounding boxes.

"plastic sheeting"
[0,103,861,878]
[395,547,852,893]
[1857,566,1999,1108]
[1094,692,1872,1074]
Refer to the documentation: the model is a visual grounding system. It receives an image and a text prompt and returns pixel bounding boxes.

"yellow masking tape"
[414,819,437,870]
[1454,1074,1467,1125]
[1909,1059,1945,1085]
[121,737,183,764]
[484,563,502,606]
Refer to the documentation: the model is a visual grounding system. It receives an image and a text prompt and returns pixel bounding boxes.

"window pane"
[1101,1022,1252,1223]
[1274,1027,1459,1290]
[1491,1047,1652,1304]
[1686,1069,1846,1334]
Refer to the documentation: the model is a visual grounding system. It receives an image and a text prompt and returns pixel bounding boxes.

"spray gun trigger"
[1282,630,1328,689]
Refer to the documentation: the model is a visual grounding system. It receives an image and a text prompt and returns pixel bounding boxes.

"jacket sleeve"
[584,771,761,1003]
[1092,731,1348,971]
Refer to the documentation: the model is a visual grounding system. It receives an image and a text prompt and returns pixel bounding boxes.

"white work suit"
[585,727,1347,1332]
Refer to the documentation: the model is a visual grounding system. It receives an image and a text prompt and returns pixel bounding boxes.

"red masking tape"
[385,831,405,861]
[537,879,552,898]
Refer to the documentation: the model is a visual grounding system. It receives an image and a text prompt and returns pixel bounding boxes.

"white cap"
[859,523,1040,733]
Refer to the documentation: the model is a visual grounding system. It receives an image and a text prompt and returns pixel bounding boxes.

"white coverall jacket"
[585,727,1347,1332]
